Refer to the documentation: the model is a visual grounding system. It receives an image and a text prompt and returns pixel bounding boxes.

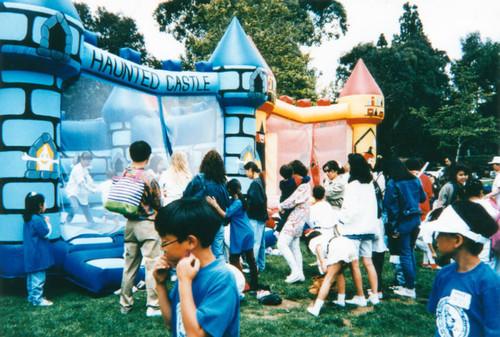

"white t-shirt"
[309,200,339,232]
[65,163,95,205]
[159,169,192,206]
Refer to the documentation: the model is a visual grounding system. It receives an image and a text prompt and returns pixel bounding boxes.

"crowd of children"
[21,148,500,336]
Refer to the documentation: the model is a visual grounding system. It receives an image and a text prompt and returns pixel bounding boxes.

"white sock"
[313,299,325,311]
[337,294,345,302]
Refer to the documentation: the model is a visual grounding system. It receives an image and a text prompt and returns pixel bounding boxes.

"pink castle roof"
[339,59,383,97]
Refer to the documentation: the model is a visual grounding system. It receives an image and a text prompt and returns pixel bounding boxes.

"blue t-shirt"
[23,214,54,273]
[428,261,500,337]
[169,258,240,337]
[225,198,254,254]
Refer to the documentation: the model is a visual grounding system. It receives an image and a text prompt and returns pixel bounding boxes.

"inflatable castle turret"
[338,59,384,165]
[209,17,268,189]
[0,0,83,264]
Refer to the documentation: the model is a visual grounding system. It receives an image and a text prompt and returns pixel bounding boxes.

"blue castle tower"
[0,0,83,275]
[209,17,268,191]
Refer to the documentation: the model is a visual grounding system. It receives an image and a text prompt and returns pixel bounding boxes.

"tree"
[451,32,499,120]
[411,32,500,160]
[411,95,497,163]
[336,2,450,160]
[153,0,347,99]
[74,3,160,68]
[376,34,388,48]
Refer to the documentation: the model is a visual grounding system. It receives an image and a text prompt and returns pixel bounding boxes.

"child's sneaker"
[34,298,53,306]
[146,307,162,317]
[307,306,321,317]
[394,287,416,299]
[367,289,384,299]
[332,299,345,307]
[285,273,305,284]
[345,296,367,307]
[368,293,380,305]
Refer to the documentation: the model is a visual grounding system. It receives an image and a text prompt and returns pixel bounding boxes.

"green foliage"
[74,2,160,68]
[411,32,500,161]
[153,0,347,99]
[452,32,499,119]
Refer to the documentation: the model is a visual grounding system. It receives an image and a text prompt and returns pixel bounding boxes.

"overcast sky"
[79,0,500,91]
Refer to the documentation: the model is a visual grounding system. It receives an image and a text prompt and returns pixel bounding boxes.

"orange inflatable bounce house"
[258,59,384,206]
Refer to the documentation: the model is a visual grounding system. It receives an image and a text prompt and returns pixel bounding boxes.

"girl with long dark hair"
[436,164,470,208]
[207,178,260,290]
[384,156,426,298]
[337,153,379,306]
[184,150,229,260]
[244,161,269,272]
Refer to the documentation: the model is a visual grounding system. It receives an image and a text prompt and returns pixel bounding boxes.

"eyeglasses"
[160,239,178,248]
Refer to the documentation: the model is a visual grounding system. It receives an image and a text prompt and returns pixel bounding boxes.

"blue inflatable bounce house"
[0,0,273,293]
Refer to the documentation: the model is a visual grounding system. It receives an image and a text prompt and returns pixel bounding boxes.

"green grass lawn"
[0,245,438,336]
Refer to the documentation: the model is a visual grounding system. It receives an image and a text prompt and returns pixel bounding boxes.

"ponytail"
[23,192,45,222]
[227,179,248,211]
[243,161,266,189]
[237,192,248,212]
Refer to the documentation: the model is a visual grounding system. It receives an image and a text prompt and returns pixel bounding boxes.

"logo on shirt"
[436,297,469,337]
[176,302,186,337]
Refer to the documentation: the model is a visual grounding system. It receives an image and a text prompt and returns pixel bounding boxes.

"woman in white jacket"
[338,153,380,306]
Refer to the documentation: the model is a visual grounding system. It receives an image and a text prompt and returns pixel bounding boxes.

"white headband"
[431,206,489,244]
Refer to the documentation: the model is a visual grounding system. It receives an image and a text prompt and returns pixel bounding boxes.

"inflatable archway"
[0,1,383,293]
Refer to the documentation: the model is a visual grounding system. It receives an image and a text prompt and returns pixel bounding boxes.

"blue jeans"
[396,226,419,289]
[211,225,226,261]
[27,270,46,304]
[250,219,266,271]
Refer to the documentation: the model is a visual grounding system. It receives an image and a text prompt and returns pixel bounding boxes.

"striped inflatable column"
[0,2,82,275]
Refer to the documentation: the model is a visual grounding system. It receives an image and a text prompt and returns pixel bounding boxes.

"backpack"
[104,169,145,216]
[192,174,207,199]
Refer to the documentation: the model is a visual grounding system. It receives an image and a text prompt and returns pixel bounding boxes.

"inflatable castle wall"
[0,0,383,293]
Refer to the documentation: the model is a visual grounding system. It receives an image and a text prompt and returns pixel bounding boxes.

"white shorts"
[352,238,373,258]
[325,236,358,266]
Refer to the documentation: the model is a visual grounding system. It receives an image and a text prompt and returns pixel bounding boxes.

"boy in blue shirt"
[427,200,500,337]
[153,198,240,337]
